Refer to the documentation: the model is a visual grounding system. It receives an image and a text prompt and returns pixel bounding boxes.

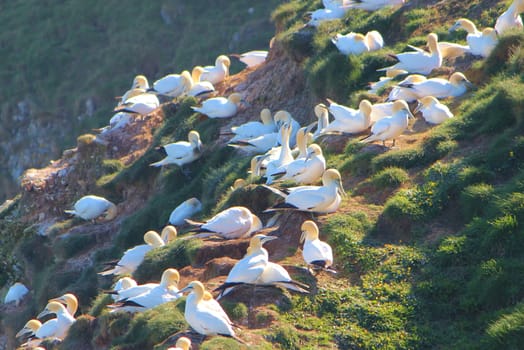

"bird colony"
[5,0,524,348]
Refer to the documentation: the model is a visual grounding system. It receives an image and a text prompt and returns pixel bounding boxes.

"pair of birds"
[16,294,78,346]
[106,268,181,313]
[99,226,177,276]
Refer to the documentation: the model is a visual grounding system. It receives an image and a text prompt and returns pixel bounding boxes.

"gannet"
[387,74,427,102]
[36,301,76,339]
[200,55,231,85]
[311,104,330,140]
[167,337,192,350]
[231,50,268,67]
[108,268,180,313]
[4,282,29,306]
[114,92,160,116]
[360,100,414,147]
[274,110,301,147]
[16,319,42,339]
[265,123,294,185]
[368,69,408,94]
[228,132,279,153]
[264,169,345,213]
[300,220,334,272]
[191,93,242,118]
[396,72,473,99]
[179,281,240,340]
[345,0,404,11]
[449,18,498,57]
[214,234,276,298]
[185,206,262,239]
[380,33,442,74]
[49,293,78,317]
[273,144,326,185]
[229,108,276,143]
[495,0,524,34]
[65,195,117,221]
[321,99,373,134]
[189,66,215,97]
[306,3,349,27]
[332,30,384,55]
[110,277,138,301]
[148,71,192,98]
[150,130,203,167]
[161,225,178,243]
[98,230,165,276]
[370,101,395,123]
[414,96,454,124]
[168,198,202,226]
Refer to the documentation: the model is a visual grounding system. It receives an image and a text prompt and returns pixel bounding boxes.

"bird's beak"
[306,121,317,133]
[300,231,306,243]
[37,308,51,319]
[15,327,28,338]
[178,285,193,294]
[449,23,459,33]
[464,80,474,89]
[48,297,66,306]
[413,102,423,114]
[338,180,347,198]
[262,236,278,244]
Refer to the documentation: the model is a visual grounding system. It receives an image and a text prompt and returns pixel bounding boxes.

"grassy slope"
[3,0,524,349]
[0,0,281,200]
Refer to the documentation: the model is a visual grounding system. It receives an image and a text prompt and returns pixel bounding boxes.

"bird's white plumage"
[4,282,29,306]
[300,221,333,268]
[229,109,277,143]
[188,66,215,97]
[275,144,326,185]
[98,231,165,276]
[415,96,454,124]
[265,123,294,184]
[192,206,262,239]
[332,31,384,55]
[380,33,442,75]
[36,301,75,340]
[150,131,202,167]
[396,72,472,99]
[345,0,404,11]
[495,0,524,34]
[200,55,231,85]
[235,50,268,67]
[114,92,160,116]
[321,100,373,134]
[109,269,180,313]
[191,93,242,118]
[65,195,117,221]
[387,74,427,102]
[150,71,192,97]
[169,198,202,226]
[360,100,413,146]
[181,281,236,336]
[267,169,345,213]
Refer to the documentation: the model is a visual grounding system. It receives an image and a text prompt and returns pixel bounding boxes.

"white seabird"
[65,195,117,221]
[150,130,203,167]
[108,268,181,312]
[360,100,414,147]
[273,144,326,185]
[189,66,215,97]
[228,108,276,143]
[114,92,160,116]
[321,99,373,134]
[168,198,203,226]
[200,55,231,85]
[449,18,498,58]
[396,72,473,99]
[4,282,29,306]
[148,71,192,98]
[179,281,240,340]
[495,0,524,34]
[98,230,165,276]
[167,337,192,350]
[300,220,334,271]
[414,96,454,124]
[380,33,442,75]
[231,50,268,67]
[191,93,242,119]
[185,206,262,239]
[332,30,384,55]
[264,169,345,213]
